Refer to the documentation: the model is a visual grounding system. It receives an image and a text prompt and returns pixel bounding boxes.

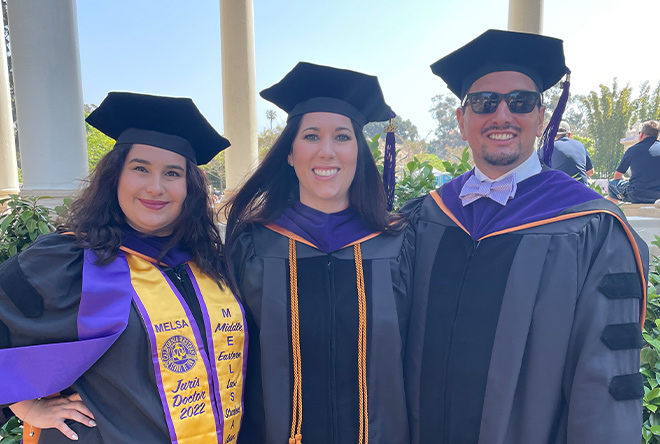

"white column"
[508,0,543,34]
[6,0,87,206]
[0,2,18,199]
[219,0,258,195]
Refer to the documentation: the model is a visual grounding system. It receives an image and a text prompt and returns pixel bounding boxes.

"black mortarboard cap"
[86,92,230,165]
[430,29,567,98]
[260,62,393,127]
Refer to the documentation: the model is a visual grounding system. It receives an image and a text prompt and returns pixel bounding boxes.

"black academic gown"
[404,194,648,444]
[0,234,215,444]
[231,223,414,444]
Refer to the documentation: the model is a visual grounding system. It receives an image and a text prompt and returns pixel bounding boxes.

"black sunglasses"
[462,90,542,114]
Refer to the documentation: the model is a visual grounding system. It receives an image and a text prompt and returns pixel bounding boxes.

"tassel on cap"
[383,111,397,211]
[538,68,571,167]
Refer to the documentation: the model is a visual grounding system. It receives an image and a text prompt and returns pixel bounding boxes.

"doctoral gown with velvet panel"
[404,190,648,444]
[0,233,226,444]
[231,223,414,444]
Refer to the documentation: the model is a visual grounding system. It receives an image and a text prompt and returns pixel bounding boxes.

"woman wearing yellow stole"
[0,92,246,443]
[225,63,413,444]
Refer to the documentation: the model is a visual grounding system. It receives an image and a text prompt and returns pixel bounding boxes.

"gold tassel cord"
[287,240,368,444]
[289,239,303,444]
[354,244,368,444]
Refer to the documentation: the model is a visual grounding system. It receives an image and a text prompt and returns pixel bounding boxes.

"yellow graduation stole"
[125,252,245,444]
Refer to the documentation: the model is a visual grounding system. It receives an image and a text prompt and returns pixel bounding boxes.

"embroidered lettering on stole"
[125,254,246,444]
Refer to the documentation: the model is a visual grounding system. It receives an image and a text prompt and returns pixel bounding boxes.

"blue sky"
[76,0,660,139]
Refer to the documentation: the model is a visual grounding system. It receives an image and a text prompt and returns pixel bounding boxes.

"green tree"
[363,115,419,144]
[416,152,445,172]
[201,151,225,191]
[265,109,278,130]
[542,84,586,134]
[581,79,634,177]
[85,111,115,170]
[572,134,595,158]
[428,94,463,157]
[634,81,660,124]
[258,125,284,160]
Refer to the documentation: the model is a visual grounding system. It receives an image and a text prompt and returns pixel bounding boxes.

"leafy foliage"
[428,94,464,157]
[634,81,660,124]
[200,151,225,191]
[84,110,115,171]
[0,415,22,444]
[369,133,472,210]
[258,125,284,161]
[642,236,660,443]
[392,157,436,211]
[364,116,420,144]
[0,195,69,264]
[369,133,433,210]
[643,244,660,441]
[581,80,635,177]
[441,147,472,178]
[572,135,596,159]
[416,152,446,172]
[542,84,586,133]
[265,109,279,130]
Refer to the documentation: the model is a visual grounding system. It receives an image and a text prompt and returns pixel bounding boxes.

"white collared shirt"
[473,152,542,184]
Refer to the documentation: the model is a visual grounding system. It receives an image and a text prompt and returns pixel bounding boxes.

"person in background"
[552,120,593,184]
[609,120,660,203]
[225,62,413,444]
[404,29,647,444]
[0,92,246,444]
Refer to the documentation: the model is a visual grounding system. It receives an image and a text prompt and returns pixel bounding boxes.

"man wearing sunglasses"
[404,29,647,444]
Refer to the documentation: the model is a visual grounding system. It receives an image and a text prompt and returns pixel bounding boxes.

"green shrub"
[369,135,472,211]
[642,236,660,443]
[441,146,472,178]
[0,415,21,443]
[0,195,70,264]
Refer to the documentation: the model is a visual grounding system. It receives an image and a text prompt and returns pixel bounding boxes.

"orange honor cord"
[354,244,368,444]
[286,240,369,444]
[288,239,303,444]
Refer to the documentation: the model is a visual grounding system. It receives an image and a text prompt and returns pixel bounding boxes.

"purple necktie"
[459,173,517,206]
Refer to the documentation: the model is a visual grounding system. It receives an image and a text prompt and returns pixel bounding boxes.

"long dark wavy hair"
[224,114,406,254]
[59,143,227,284]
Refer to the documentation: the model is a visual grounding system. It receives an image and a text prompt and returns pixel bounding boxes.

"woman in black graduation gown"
[0,92,247,443]
[225,62,414,444]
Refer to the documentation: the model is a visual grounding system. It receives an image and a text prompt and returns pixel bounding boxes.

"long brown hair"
[59,143,227,283]
[224,115,406,255]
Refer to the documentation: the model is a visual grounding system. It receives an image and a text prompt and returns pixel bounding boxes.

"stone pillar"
[0,2,18,200]
[6,0,87,207]
[219,0,259,200]
[508,0,543,34]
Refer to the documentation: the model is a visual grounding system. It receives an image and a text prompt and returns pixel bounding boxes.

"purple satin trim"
[274,201,375,253]
[187,268,250,433]
[237,289,249,432]
[442,169,603,240]
[185,268,225,434]
[130,293,178,443]
[122,226,192,267]
[0,251,132,404]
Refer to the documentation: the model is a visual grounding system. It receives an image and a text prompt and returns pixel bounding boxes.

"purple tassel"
[538,68,571,167]
[383,111,397,211]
